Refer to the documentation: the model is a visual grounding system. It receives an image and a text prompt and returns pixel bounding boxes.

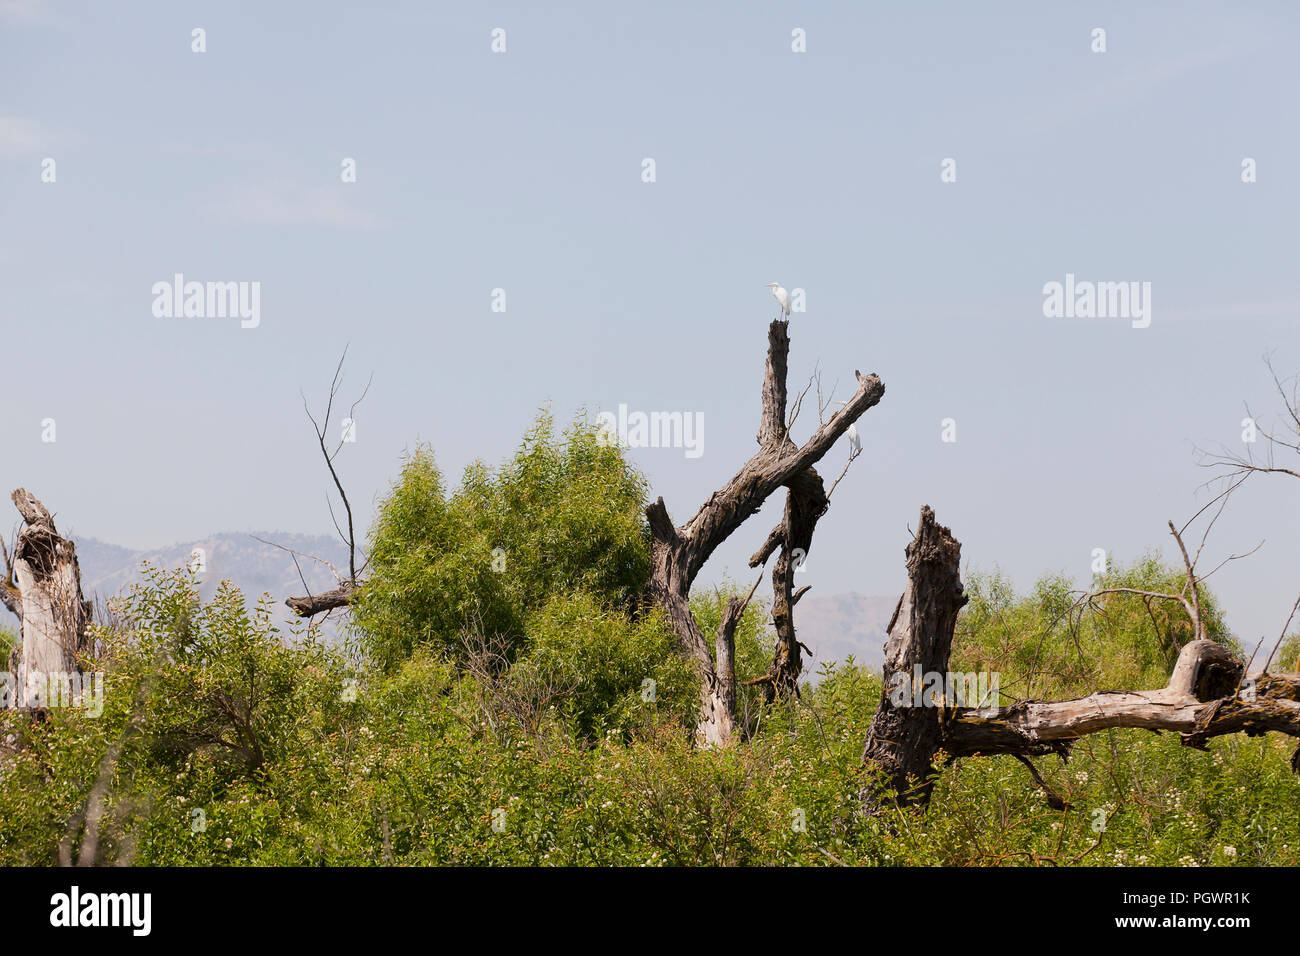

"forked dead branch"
[281,347,372,619]
[643,318,884,744]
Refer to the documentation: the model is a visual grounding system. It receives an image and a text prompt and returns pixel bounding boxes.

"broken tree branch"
[285,584,357,618]
[714,572,764,729]
[944,640,1300,759]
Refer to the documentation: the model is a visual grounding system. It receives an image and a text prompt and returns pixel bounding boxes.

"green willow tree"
[350,411,651,670]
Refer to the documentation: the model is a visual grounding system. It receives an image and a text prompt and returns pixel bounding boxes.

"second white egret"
[835,400,861,455]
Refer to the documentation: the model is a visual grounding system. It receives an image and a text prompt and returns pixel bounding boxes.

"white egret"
[765,282,791,318]
[835,400,861,454]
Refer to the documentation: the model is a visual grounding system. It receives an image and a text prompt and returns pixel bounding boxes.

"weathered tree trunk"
[645,319,885,745]
[7,489,92,708]
[643,506,735,745]
[750,467,826,701]
[713,599,742,733]
[860,505,967,809]
[744,320,832,701]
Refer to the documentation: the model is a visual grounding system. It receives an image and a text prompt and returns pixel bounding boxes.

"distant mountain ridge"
[72,532,351,640]
[24,534,895,671]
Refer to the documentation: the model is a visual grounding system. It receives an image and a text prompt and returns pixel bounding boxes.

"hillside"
[71,532,351,641]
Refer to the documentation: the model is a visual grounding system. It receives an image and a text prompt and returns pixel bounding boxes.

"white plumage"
[765,282,791,318]
[835,400,861,455]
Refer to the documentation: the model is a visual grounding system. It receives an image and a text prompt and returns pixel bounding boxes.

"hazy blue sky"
[3,1,1298,644]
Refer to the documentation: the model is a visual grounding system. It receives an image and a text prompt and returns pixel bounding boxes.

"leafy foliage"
[1,416,1296,867]
[955,555,1234,703]
[351,411,650,670]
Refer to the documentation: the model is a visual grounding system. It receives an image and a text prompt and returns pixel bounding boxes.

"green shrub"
[351,410,650,670]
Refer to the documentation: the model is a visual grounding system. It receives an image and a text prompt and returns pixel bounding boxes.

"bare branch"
[284,347,373,616]
[1262,591,1300,674]
[250,535,342,583]
[1167,519,1204,641]
[825,446,862,501]
[1197,355,1300,489]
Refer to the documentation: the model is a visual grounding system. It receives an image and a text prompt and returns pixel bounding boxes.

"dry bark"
[714,574,764,730]
[860,506,967,808]
[285,584,355,617]
[645,319,885,744]
[748,467,826,702]
[944,643,1300,759]
[6,489,92,706]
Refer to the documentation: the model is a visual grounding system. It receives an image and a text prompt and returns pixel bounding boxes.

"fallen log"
[945,645,1300,759]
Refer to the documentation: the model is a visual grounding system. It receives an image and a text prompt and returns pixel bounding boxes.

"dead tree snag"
[645,319,885,744]
[5,489,92,707]
[860,506,967,808]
